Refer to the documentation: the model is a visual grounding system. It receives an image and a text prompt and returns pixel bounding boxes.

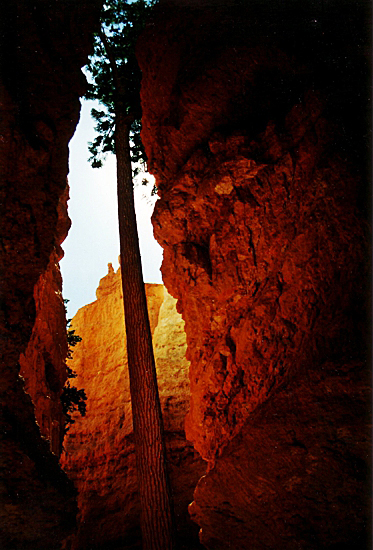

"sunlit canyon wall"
[60,268,205,550]
[138,1,371,548]
[0,1,102,548]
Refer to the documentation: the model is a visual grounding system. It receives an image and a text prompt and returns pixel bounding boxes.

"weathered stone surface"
[19,187,70,457]
[138,1,371,547]
[0,1,102,547]
[190,360,371,549]
[61,268,205,550]
[152,93,368,464]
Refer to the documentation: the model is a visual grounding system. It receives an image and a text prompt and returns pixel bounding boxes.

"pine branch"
[98,27,135,125]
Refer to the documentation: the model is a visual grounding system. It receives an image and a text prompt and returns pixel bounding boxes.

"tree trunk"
[115,107,175,550]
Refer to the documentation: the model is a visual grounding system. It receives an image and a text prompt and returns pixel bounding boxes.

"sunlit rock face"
[61,268,205,550]
[0,1,102,547]
[138,1,371,548]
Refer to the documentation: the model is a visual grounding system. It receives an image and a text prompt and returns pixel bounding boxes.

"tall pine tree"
[85,2,175,548]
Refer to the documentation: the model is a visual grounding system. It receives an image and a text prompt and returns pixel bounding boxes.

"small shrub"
[62,300,87,433]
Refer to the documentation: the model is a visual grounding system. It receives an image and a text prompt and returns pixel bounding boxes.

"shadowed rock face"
[138,1,371,547]
[19,187,71,457]
[60,270,205,550]
[0,1,102,547]
[189,361,370,550]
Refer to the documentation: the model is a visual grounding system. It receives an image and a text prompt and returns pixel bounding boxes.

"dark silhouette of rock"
[0,1,101,547]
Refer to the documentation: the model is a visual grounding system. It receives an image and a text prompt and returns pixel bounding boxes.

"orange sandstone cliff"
[61,267,205,550]
[138,1,371,548]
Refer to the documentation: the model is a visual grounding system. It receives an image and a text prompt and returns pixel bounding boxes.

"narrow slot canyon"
[1,1,371,549]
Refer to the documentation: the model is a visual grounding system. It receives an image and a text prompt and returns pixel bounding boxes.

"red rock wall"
[138,1,371,548]
[60,268,205,550]
[19,187,70,457]
[0,1,102,547]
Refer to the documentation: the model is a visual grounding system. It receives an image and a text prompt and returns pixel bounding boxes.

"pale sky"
[60,99,163,319]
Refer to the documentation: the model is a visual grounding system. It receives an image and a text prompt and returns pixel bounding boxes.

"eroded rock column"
[61,269,205,550]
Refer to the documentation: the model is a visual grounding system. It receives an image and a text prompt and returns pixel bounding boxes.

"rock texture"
[0,1,102,547]
[138,1,371,548]
[189,361,370,550]
[19,187,70,457]
[61,267,205,550]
